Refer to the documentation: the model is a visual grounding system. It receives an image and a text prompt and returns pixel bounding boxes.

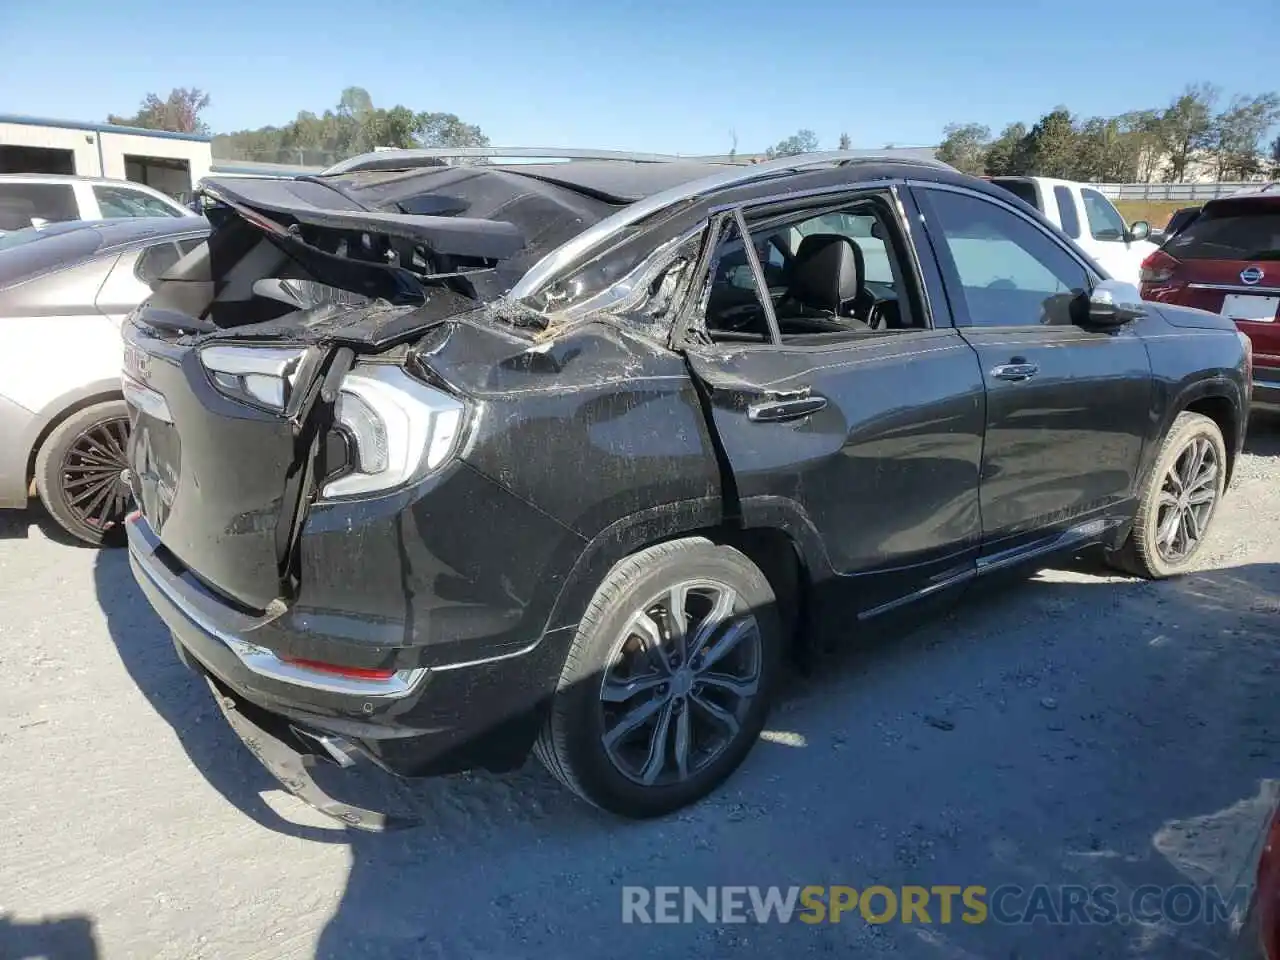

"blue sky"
[3,0,1275,154]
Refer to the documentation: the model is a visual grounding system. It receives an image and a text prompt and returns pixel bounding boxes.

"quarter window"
[1081,189,1127,242]
[1053,185,1081,239]
[134,242,182,286]
[924,189,1090,328]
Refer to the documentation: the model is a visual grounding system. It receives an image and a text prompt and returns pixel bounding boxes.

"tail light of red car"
[1140,249,1179,285]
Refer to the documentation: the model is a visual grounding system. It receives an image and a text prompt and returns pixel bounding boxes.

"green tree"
[212,89,489,166]
[838,132,852,150]
[109,88,212,134]
[1020,108,1077,178]
[337,86,374,119]
[1119,110,1165,183]
[766,129,820,158]
[414,112,488,147]
[1271,134,1280,178]
[1160,83,1219,182]
[936,122,990,175]
[1209,93,1280,179]
[983,122,1029,176]
[1073,116,1151,182]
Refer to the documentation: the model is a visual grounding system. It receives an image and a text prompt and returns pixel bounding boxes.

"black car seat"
[780,233,874,332]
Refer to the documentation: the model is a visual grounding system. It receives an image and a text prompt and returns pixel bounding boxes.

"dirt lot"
[2,417,1278,960]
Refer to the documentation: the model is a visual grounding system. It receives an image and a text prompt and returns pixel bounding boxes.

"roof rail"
[507,150,955,303]
[321,147,698,176]
[1226,180,1280,198]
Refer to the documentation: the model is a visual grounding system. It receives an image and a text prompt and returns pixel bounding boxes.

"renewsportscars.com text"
[621,884,1251,926]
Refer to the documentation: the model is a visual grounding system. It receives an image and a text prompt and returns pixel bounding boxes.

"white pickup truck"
[989,176,1159,285]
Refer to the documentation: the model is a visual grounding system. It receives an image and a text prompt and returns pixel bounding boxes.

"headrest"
[789,233,863,311]
[0,198,37,232]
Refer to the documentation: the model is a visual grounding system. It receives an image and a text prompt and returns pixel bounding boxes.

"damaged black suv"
[124,148,1250,824]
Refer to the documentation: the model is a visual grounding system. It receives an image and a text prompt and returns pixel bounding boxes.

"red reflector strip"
[280,657,396,681]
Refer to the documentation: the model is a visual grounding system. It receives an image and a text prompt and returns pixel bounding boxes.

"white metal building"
[0,114,212,201]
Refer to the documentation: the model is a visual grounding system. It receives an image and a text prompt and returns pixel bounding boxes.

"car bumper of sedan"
[126,513,570,786]
[0,393,35,509]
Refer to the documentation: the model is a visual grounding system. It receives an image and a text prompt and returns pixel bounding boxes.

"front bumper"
[127,514,571,779]
[0,392,35,509]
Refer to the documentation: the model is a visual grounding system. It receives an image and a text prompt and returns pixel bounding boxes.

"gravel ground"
[2,417,1278,960]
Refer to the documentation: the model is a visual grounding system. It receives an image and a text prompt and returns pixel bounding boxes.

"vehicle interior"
[702,200,921,344]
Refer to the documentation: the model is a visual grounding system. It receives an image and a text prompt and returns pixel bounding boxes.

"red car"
[1141,186,1280,409]
[1240,801,1280,959]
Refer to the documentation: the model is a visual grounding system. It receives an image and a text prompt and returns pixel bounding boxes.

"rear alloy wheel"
[35,400,133,546]
[1107,411,1227,579]
[599,579,762,788]
[535,538,781,818]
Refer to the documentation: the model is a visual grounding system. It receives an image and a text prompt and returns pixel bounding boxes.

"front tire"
[535,537,782,818]
[34,400,133,546]
[1108,411,1227,579]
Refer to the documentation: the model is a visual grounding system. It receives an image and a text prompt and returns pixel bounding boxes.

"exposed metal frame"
[507,152,955,303]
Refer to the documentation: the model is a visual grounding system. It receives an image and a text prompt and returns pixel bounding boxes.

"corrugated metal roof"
[0,114,212,143]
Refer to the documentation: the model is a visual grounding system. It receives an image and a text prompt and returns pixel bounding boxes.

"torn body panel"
[200,176,525,261]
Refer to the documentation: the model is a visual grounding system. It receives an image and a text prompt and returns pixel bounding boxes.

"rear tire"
[1107,411,1226,579]
[34,400,132,547]
[534,537,782,818]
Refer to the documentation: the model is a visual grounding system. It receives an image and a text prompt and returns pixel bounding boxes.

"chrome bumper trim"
[129,533,427,698]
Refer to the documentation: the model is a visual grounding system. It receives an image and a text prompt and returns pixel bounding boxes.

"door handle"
[990,362,1039,382]
[747,395,828,422]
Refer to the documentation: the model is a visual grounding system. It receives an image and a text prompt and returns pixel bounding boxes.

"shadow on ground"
[0,912,99,960]
[1245,410,1280,457]
[93,540,1280,959]
[0,501,97,548]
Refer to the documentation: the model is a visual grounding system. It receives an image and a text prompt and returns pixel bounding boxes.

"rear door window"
[1053,186,1081,239]
[1165,207,1280,261]
[0,182,79,231]
[992,180,1039,210]
[702,196,924,344]
[93,185,184,219]
[1081,189,1128,241]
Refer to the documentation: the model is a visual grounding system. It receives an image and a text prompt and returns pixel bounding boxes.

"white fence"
[1090,181,1270,202]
